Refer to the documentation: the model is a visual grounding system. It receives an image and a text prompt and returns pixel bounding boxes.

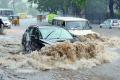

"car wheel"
[100,26,102,28]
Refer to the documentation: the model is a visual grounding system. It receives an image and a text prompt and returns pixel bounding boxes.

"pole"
[13,0,15,13]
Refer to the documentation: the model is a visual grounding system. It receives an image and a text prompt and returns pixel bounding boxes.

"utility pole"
[13,0,15,13]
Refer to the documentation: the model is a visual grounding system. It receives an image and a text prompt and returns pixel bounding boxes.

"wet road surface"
[0,22,120,80]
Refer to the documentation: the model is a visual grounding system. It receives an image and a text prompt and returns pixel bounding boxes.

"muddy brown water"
[0,26,120,80]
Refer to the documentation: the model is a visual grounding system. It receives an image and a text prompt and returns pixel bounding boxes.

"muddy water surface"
[0,27,120,80]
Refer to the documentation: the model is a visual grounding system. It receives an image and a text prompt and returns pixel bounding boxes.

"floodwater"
[0,22,120,80]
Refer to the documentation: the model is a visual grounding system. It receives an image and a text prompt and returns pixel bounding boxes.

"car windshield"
[66,21,90,30]
[39,28,73,39]
[103,20,111,24]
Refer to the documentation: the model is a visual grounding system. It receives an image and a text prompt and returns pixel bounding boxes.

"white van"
[0,16,11,28]
[52,17,95,36]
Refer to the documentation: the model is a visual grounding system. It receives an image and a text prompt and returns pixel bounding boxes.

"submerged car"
[0,16,11,28]
[52,17,94,36]
[100,19,119,29]
[22,25,75,53]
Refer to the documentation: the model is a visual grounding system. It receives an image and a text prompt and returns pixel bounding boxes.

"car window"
[1,17,9,21]
[52,20,59,26]
[53,20,65,27]
[104,20,110,24]
[104,20,108,24]
[103,21,106,24]
[66,21,90,30]
[113,20,118,23]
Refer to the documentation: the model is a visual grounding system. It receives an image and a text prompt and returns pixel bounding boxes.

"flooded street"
[1,0,120,79]
[0,21,120,80]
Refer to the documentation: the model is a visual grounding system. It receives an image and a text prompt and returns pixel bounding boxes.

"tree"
[114,0,120,11]
[28,0,62,12]
[109,0,114,18]
[0,0,9,8]
[28,0,86,16]
[69,0,86,16]
[109,0,120,18]
[85,0,107,23]
[71,0,86,9]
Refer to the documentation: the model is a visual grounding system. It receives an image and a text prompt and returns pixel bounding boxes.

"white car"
[0,16,11,28]
[52,17,96,36]
[100,19,119,29]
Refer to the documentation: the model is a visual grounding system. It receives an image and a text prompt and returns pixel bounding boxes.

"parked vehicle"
[37,14,46,22]
[0,16,11,28]
[22,25,75,53]
[52,17,94,36]
[118,20,120,27]
[0,9,14,17]
[100,19,119,29]
[9,15,19,26]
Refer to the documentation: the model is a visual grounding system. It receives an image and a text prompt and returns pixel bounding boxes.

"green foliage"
[115,0,120,11]
[71,0,86,9]
[28,0,86,13]
[86,0,107,14]
[0,0,9,8]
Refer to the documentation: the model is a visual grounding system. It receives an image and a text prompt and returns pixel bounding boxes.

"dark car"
[22,25,75,53]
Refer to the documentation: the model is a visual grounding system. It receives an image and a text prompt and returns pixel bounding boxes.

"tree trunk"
[118,0,120,11]
[109,0,114,18]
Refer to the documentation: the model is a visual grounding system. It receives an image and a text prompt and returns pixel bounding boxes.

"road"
[0,19,120,80]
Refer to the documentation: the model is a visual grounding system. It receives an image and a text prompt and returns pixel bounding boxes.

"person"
[0,19,4,34]
[48,12,57,24]
[16,16,20,26]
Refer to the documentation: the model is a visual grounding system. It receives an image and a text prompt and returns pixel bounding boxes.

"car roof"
[29,25,64,30]
[53,17,88,21]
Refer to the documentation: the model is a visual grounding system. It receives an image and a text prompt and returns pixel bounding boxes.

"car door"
[100,21,107,27]
[22,28,32,44]
[105,20,111,28]
[22,28,34,53]
[31,28,44,50]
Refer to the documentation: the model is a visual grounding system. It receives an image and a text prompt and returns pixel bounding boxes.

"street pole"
[13,0,15,13]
